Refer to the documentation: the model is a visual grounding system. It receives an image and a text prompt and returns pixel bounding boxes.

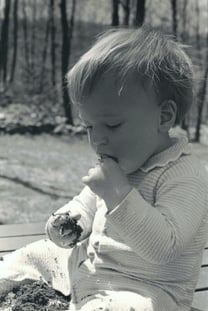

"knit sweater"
[48,136,208,311]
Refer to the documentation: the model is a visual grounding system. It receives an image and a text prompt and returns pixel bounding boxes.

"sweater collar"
[140,136,192,173]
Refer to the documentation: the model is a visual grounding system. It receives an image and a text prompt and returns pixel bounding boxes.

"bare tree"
[180,1,189,132]
[0,0,11,84]
[22,0,30,75]
[121,0,130,26]
[134,0,146,27]
[195,32,208,142]
[60,0,76,125]
[195,0,201,51]
[30,0,37,75]
[171,0,177,39]
[50,0,56,88]
[112,0,120,26]
[10,0,19,83]
[181,0,188,42]
[39,7,50,93]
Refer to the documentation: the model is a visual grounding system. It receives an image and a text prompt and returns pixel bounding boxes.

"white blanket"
[0,239,73,296]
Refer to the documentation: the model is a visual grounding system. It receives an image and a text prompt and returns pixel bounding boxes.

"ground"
[0,134,96,224]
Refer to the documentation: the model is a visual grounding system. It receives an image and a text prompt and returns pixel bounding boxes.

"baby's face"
[79,75,161,174]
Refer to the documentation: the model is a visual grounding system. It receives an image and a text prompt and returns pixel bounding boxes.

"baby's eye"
[106,122,123,130]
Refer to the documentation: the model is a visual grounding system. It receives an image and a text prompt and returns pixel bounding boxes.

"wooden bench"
[0,223,207,311]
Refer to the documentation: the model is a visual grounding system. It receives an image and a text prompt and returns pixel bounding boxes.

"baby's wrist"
[104,184,132,211]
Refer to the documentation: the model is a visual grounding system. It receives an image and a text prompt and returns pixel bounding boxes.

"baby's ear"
[158,100,177,132]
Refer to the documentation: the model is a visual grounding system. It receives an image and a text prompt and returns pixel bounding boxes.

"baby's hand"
[82,157,132,211]
[45,212,83,248]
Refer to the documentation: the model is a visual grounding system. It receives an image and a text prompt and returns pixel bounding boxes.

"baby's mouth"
[98,154,118,163]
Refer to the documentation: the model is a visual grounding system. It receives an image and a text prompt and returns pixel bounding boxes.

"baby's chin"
[119,159,142,175]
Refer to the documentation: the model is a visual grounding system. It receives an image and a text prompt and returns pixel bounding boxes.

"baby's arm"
[83,157,208,263]
[45,186,97,248]
[106,165,208,264]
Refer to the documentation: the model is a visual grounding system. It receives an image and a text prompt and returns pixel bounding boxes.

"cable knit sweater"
[47,136,208,311]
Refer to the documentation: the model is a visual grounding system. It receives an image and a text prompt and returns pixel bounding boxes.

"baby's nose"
[92,136,108,146]
[91,132,109,146]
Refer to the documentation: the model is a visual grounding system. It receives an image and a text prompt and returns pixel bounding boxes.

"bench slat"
[195,267,208,290]
[201,249,208,266]
[0,234,46,252]
[0,222,45,238]
[192,291,208,311]
[0,251,10,256]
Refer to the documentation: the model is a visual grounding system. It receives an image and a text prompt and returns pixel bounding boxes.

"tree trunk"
[180,0,188,43]
[50,0,56,88]
[171,0,177,40]
[30,0,37,76]
[180,0,189,132]
[134,0,145,27]
[22,0,30,75]
[181,117,189,133]
[0,0,11,84]
[195,66,208,142]
[195,31,208,142]
[60,0,76,125]
[10,0,19,83]
[111,0,120,26]
[195,0,200,51]
[121,0,130,26]
[39,10,50,93]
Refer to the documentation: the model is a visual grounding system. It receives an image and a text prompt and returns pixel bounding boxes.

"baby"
[46,26,208,311]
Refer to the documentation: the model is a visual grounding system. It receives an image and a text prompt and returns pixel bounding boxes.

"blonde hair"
[67,26,194,124]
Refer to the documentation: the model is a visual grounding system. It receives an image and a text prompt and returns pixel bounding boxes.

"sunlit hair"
[67,26,194,124]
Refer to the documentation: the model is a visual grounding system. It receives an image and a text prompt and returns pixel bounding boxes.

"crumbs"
[0,280,71,311]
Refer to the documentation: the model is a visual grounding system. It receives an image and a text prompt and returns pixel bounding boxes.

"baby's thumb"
[82,175,91,185]
[69,212,81,221]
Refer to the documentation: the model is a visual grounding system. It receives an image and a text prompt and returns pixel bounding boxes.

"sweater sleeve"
[46,186,97,240]
[106,173,208,264]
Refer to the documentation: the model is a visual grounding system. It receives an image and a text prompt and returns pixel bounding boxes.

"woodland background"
[0,0,208,224]
[0,0,208,141]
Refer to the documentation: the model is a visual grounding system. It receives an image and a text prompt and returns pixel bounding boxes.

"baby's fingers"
[82,175,91,184]
[51,214,66,227]
[60,232,79,248]
[51,212,81,228]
